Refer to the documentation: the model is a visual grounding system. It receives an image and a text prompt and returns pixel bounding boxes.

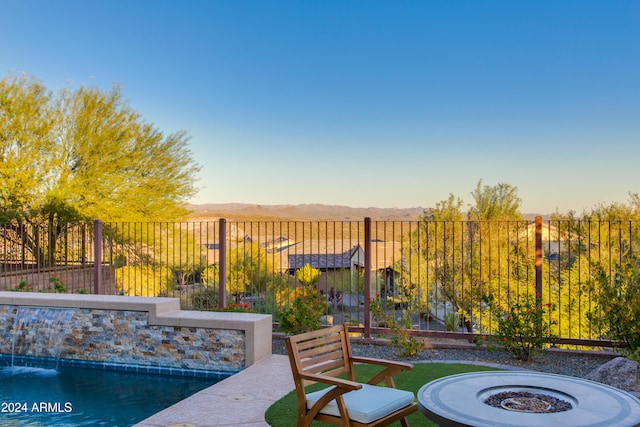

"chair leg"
[400,416,410,427]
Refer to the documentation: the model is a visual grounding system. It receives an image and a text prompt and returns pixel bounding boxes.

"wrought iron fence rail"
[1,217,638,349]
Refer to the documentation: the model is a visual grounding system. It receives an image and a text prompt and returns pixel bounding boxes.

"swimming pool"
[0,359,226,427]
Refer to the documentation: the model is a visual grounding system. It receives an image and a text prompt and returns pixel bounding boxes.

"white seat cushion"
[306,383,414,424]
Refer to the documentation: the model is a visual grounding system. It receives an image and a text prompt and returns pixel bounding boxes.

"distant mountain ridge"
[187,203,426,221]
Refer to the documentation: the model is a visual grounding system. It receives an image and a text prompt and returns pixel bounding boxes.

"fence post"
[218,218,227,309]
[363,217,372,339]
[93,219,102,294]
[535,216,543,317]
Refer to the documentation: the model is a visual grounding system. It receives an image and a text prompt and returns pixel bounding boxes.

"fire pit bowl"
[418,371,640,427]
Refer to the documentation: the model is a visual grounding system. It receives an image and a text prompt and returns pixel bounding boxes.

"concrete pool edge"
[134,354,294,427]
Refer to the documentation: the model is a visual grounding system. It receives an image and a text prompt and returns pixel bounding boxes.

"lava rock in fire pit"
[484,391,573,413]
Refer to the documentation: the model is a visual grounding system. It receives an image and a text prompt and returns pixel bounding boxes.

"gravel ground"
[272,336,617,379]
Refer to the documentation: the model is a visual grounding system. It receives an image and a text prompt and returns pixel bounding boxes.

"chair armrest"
[298,372,363,392]
[350,356,414,388]
[351,356,414,371]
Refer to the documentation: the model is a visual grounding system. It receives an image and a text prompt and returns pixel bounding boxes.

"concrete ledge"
[0,292,272,367]
[0,292,181,317]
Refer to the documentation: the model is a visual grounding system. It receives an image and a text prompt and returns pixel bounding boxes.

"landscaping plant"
[585,260,640,361]
[485,293,557,361]
[370,295,423,357]
[278,285,325,334]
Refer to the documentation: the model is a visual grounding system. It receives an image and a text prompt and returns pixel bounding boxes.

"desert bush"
[585,261,640,359]
[278,285,325,335]
[485,293,557,361]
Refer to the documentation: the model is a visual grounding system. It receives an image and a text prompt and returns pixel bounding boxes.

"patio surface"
[132,353,537,427]
[134,354,294,427]
[132,354,522,427]
[133,352,635,427]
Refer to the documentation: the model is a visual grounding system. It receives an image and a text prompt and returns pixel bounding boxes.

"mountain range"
[187,203,426,221]
[187,203,548,221]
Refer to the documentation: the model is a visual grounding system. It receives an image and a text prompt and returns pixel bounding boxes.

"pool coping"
[133,354,294,427]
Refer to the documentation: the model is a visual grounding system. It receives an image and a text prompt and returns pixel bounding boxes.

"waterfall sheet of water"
[10,306,75,372]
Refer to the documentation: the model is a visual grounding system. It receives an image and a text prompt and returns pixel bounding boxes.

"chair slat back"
[285,324,355,388]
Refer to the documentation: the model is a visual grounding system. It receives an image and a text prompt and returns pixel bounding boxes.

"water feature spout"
[10,307,75,368]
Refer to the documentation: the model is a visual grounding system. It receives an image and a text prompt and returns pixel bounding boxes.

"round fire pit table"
[418,371,640,427]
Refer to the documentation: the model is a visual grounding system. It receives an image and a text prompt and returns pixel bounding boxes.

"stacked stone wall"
[0,297,268,373]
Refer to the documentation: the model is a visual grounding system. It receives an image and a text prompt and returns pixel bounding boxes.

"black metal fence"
[2,217,639,348]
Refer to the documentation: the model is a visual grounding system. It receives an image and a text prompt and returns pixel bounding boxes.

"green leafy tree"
[404,181,526,333]
[1,74,200,266]
[468,180,523,221]
[190,264,220,309]
[422,193,466,223]
[548,193,640,342]
[0,76,51,217]
[226,242,276,302]
[115,264,173,297]
[585,260,640,358]
[161,224,207,291]
[1,73,199,223]
[396,194,465,311]
[466,181,526,332]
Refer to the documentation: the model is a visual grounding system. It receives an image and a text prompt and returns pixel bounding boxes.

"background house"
[281,239,403,297]
[522,222,575,260]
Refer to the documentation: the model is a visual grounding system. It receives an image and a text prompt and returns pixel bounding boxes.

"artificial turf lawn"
[265,362,501,427]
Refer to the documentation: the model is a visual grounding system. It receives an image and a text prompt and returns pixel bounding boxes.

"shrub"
[273,282,308,311]
[444,309,460,332]
[388,310,423,357]
[220,303,251,312]
[278,286,325,335]
[295,264,321,286]
[48,276,67,293]
[8,280,33,292]
[191,285,220,309]
[369,294,389,325]
[586,261,640,359]
[369,295,423,357]
[485,293,557,361]
[8,278,67,293]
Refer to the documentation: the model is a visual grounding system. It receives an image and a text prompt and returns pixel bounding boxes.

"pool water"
[0,363,223,426]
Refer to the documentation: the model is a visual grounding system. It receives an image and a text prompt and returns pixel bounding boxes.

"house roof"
[275,239,360,271]
[277,240,403,271]
[203,238,404,271]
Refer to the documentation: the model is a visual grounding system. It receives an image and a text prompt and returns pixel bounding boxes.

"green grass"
[264,362,501,427]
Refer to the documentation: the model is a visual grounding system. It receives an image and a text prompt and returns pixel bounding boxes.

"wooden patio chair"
[285,324,418,427]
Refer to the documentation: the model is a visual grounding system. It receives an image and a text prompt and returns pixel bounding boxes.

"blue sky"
[2,1,639,214]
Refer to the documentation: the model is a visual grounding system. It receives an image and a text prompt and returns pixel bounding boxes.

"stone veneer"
[0,292,272,373]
